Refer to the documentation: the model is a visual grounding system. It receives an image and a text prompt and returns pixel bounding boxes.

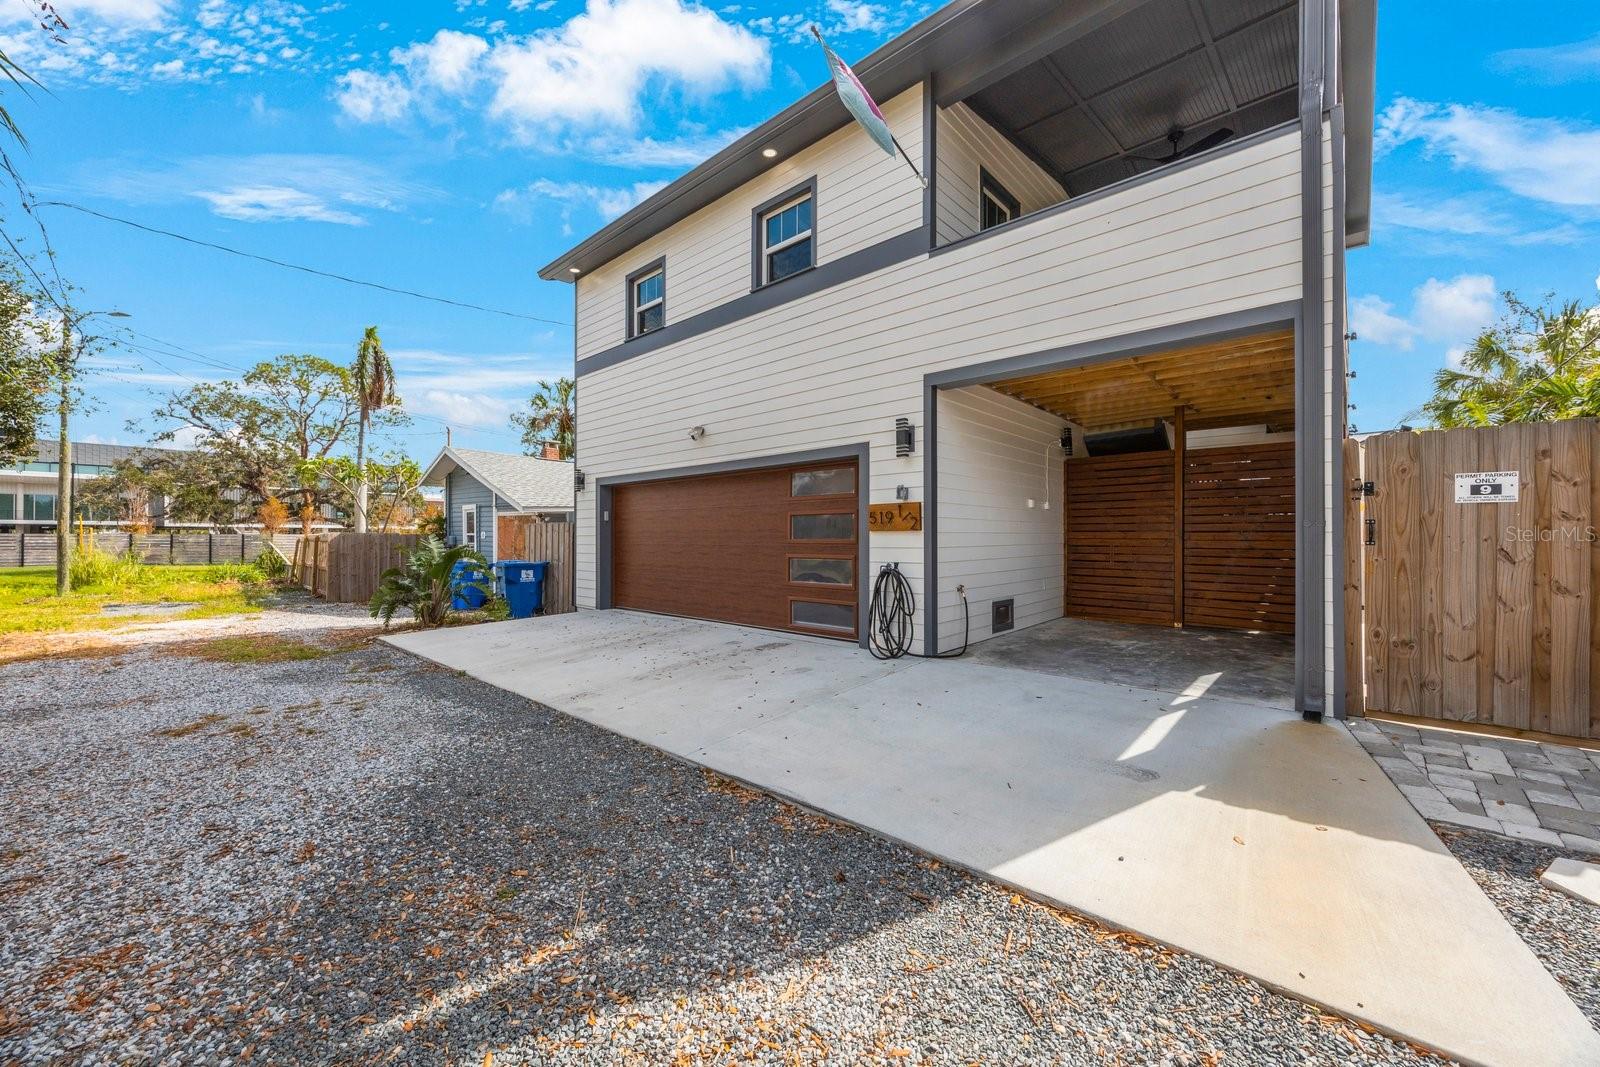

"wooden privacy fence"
[292,533,419,604]
[0,531,299,568]
[496,516,576,615]
[1347,420,1600,740]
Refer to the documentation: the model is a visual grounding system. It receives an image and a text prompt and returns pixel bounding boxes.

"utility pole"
[55,310,72,597]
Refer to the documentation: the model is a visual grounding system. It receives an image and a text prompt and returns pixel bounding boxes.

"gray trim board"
[750,176,818,292]
[921,301,1301,655]
[624,256,667,341]
[922,74,937,247]
[1330,100,1349,719]
[593,443,873,649]
[1295,0,1328,720]
[578,227,928,377]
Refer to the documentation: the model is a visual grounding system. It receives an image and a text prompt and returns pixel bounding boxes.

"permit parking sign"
[1454,471,1519,503]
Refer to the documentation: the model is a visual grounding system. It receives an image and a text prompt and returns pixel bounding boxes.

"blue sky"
[3,0,1597,457]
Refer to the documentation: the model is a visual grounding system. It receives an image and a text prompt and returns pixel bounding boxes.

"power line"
[39,200,574,328]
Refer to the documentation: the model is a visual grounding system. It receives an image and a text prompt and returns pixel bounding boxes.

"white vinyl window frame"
[460,503,477,549]
[626,257,666,339]
[750,177,818,290]
[760,195,814,285]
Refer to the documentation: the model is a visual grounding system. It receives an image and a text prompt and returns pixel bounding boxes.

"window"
[626,259,666,338]
[789,558,852,585]
[979,168,1020,231]
[791,466,854,497]
[791,600,853,632]
[0,494,12,520]
[23,493,55,521]
[461,504,476,548]
[753,180,816,288]
[790,513,853,540]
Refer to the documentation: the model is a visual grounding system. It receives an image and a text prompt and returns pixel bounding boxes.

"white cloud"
[86,153,433,226]
[412,389,514,430]
[1412,274,1497,342]
[1492,34,1600,83]
[584,125,748,166]
[1350,294,1418,350]
[196,186,368,225]
[334,69,413,122]
[494,177,667,231]
[396,29,488,94]
[1376,98,1600,209]
[821,1,886,35]
[40,0,172,24]
[1372,191,1584,247]
[1351,275,1499,355]
[336,0,769,145]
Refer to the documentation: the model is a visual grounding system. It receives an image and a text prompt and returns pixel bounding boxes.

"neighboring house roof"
[536,0,1377,280]
[422,446,575,512]
[29,439,193,467]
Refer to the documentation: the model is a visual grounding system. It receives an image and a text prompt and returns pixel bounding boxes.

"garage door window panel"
[790,513,854,540]
[791,466,854,497]
[791,599,855,633]
[788,556,853,585]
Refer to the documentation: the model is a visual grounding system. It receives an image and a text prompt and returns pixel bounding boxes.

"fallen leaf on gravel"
[482,1053,494,1067]
[1233,836,1245,846]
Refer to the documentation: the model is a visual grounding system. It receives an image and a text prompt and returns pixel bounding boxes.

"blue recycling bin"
[499,560,548,619]
[450,558,491,611]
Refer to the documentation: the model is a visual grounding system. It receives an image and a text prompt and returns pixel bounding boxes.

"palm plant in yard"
[369,536,488,629]
[352,326,399,532]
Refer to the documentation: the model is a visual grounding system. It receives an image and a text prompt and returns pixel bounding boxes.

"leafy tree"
[304,452,425,533]
[351,325,400,532]
[150,353,379,534]
[0,266,49,467]
[1422,292,1600,428]
[369,537,488,628]
[76,458,161,532]
[511,377,575,459]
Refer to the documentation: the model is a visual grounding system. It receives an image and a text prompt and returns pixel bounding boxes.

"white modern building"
[0,441,182,533]
[538,0,1372,720]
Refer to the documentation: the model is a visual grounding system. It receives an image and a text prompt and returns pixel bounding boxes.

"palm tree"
[1422,293,1600,428]
[352,326,398,532]
[511,377,576,459]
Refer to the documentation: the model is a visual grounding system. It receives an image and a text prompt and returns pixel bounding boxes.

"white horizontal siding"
[936,386,1066,649]
[574,85,925,361]
[574,129,1306,655]
[935,102,1066,245]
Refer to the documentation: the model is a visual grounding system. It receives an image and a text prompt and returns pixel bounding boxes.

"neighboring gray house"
[422,446,575,562]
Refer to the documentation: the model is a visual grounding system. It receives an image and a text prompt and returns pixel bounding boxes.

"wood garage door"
[1064,451,1177,626]
[611,459,859,640]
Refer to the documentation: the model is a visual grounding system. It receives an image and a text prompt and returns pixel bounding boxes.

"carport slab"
[385,611,1599,1067]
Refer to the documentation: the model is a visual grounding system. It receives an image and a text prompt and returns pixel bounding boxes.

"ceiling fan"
[1132,125,1235,164]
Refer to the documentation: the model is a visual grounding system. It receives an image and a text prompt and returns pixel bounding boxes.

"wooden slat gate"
[494,518,576,615]
[1347,421,1600,741]
[1064,440,1295,631]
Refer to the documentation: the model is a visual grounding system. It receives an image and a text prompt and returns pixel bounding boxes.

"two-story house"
[538,0,1374,721]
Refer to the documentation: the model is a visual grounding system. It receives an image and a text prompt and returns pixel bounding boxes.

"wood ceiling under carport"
[991,329,1295,431]
[963,0,1299,196]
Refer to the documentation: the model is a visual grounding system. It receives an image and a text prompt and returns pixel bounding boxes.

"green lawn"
[0,565,272,636]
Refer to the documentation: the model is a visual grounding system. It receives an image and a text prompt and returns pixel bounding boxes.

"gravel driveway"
[0,597,1479,1064]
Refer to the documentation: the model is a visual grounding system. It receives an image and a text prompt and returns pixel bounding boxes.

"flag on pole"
[811,25,926,188]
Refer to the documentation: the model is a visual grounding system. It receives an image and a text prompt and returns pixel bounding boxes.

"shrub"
[254,548,288,582]
[368,536,489,629]
[69,545,152,590]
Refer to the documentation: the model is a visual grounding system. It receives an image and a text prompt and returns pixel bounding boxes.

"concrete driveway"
[386,610,1599,1067]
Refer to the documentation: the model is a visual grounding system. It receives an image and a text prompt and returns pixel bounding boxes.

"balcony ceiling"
[963,0,1299,196]
[988,328,1296,432]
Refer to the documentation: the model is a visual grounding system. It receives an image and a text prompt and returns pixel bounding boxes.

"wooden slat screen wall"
[1351,421,1599,740]
[1064,451,1176,626]
[1182,442,1295,632]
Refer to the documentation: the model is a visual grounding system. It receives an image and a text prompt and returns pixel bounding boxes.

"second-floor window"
[760,191,814,285]
[627,261,665,338]
[979,168,1020,231]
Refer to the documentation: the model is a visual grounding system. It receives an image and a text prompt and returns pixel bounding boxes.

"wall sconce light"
[574,469,586,491]
[688,425,707,441]
[1060,428,1074,457]
[895,417,914,457]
